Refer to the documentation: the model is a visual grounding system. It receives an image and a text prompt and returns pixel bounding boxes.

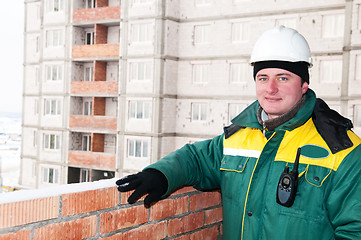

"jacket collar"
[231,89,316,132]
[312,98,353,153]
[228,89,354,153]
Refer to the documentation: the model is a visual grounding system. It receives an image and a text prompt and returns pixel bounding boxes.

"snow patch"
[0,178,118,204]
[0,115,21,189]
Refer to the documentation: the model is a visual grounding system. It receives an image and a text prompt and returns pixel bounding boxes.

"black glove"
[116,169,168,208]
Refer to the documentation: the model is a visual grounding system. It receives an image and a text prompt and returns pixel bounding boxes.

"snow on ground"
[0,115,21,134]
[0,114,21,190]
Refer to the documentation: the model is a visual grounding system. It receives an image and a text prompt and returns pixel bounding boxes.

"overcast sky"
[0,2,24,114]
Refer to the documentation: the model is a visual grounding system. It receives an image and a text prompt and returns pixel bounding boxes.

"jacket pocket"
[220,155,256,200]
[277,164,332,223]
[220,155,249,173]
[303,164,332,187]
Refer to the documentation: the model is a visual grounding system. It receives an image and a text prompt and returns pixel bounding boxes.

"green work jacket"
[146,90,361,239]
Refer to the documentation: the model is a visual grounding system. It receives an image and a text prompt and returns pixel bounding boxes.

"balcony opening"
[82,134,91,151]
[67,167,115,184]
[83,99,93,116]
[86,31,95,45]
[86,0,96,9]
[85,65,94,81]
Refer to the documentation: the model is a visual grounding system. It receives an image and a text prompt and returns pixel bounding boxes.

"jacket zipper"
[263,122,267,137]
[241,131,276,240]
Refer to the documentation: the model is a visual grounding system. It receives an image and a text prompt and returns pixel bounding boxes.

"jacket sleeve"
[326,144,361,239]
[144,134,224,195]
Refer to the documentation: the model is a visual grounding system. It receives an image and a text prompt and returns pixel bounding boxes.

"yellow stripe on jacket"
[223,118,361,171]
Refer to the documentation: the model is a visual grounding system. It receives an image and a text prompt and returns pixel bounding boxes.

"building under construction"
[20,0,361,188]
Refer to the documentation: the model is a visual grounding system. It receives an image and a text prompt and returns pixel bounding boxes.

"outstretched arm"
[116,134,224,207]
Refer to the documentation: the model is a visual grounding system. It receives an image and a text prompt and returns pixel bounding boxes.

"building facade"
[20,0,361,188]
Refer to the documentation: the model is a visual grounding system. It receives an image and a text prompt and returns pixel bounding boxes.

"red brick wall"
[92,133,105,152]
[70,81,119,95]
[72,44,120,58]
[73,6,120,23]
[93,97,106,116]
[96,0,109,8]
[94,61,107,81]
[95,24,108,44]
[68,151,116,169]
[69,115,117,132]
[0,186,223,239]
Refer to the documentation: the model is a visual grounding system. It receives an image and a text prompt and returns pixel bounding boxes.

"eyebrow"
[256,72,292,78]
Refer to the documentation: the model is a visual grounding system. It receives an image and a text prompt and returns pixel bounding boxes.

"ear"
[301,82,309,94]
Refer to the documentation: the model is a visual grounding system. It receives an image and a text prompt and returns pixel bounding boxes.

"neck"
[257,95,306,131]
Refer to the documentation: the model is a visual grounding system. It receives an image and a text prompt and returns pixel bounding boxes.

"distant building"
[20,0,361,188]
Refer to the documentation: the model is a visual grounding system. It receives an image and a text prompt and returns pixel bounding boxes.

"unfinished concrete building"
[21,0,361,188]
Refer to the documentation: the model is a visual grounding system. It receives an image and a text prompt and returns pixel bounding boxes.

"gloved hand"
[116,169,168,208]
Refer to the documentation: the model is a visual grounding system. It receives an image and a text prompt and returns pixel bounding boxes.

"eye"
[257,77,268,81]
[279,77,288,81]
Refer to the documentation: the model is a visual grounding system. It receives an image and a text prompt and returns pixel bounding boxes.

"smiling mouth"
[265,97,282,102]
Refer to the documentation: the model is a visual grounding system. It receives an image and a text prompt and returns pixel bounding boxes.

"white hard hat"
[250,25,312,67]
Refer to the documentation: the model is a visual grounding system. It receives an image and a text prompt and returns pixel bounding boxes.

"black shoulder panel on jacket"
[224,124,242,139]
[312,98,354,154]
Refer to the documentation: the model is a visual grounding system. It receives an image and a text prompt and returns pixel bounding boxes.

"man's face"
[255,68,308,119]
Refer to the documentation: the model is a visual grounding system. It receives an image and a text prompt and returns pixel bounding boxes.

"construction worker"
[116,26,361,239]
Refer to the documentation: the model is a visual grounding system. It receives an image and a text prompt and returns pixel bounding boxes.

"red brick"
[33,216,97,240]
[205,207,223,225]
[72,44,120,58]
[172,236,190,240]
[173,186,197,196]
[120,190,132,205]
[0,197,59,228]
[100,205,148,234]
[100,233,123,240]
[73,6,120,23]
[92,132,105,152]
[168,212,204,237]
[0,230,31,240]
[68,115,117,132]
[93,97,106,116]
[172,226,221,240]
[150,196,189,221]
[68,150,116,169]
[95,24,108,44]
[120,190,145,205]
[123,221,167,240]
[94,61,107,82]
[188,225,220,240]
[62,187,118,216]
[70,81,118,95]
[189,191,221,212]
[96,0,109,8]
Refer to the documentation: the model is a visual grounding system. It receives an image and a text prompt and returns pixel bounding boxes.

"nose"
[267,78,278,94]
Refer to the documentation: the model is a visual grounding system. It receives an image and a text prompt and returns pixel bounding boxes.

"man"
[116,26,361,239]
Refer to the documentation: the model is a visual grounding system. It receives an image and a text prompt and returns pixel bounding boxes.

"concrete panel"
[25,33,40,63]
[177,60,256,97]
[26,2,41,31]
[178,0,344,20]
[124,97,153,133]
[128,0,157,18]
[24,66,40,95]
[22,128,38,156]
[23,96,40,126]
[19,157,37,188]
[161,98,177,133]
